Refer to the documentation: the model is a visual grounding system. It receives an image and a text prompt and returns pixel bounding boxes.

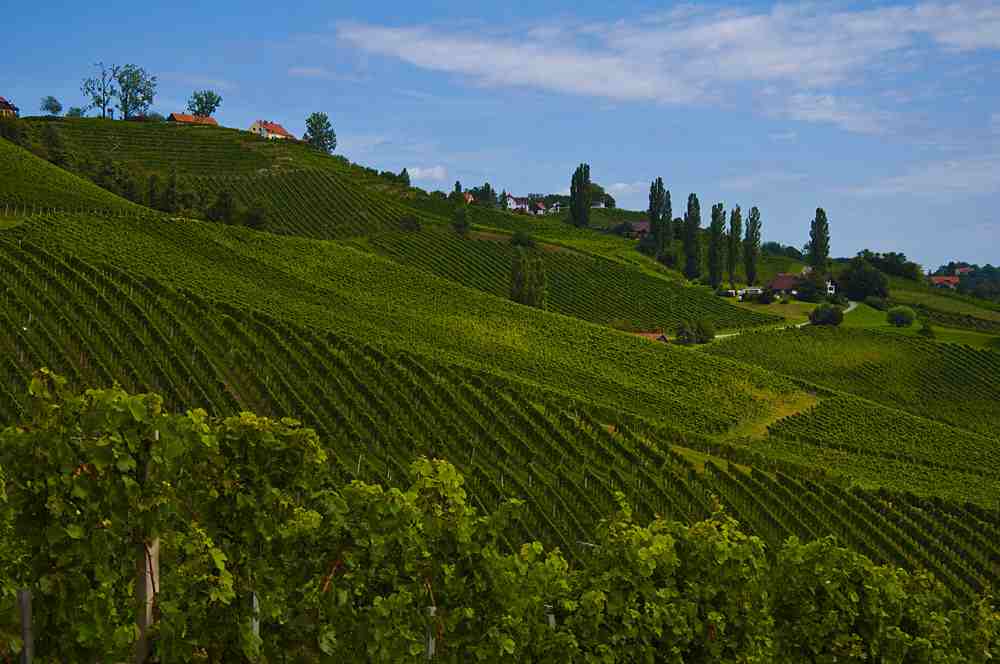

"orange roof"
[167,113,218,126]
[768,273,801,291]
[256,120,294,138]
[930,276,960,286]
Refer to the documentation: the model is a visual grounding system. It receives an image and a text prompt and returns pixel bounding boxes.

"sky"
[5,0,999,268]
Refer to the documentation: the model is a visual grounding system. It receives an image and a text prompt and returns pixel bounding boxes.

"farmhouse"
[954,266,975,276]
[505,194,530,213]
[250,120,294,140]
[531,201,547,216]
[463,192,475,205]
[0,97,20,118]
[548,202,563,214]
[930,275,960,289]
[626,219,651,239]
[167,113,219,126]
[768,273,801,296]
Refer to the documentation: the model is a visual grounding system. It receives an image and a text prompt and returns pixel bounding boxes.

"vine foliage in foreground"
[0,372,998,662]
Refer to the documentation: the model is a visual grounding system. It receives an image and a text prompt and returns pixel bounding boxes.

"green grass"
[844,302,1000,348]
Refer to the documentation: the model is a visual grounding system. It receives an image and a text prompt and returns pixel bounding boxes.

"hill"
[1,131,999,603]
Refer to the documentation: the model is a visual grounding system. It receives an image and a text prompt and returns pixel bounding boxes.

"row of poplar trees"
[647,178,763,288]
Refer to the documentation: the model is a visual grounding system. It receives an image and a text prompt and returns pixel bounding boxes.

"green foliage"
[39,96,62,116]
[511,248,547,309]
[839,257,889,301]
[726,206,742,288]
[569,163,591,228]
[509,229,535,248]
[917,318,936,338]
[186,89,222,117]
[708,202,726,289]
[809,303,844,326]
[399,213,421,231]
[808,207,830,269]
[303,111,338,154]
[451,206,470,235]
[647,177,667,259]
[684,193,702,280]
[206,189,237,224]
[864,295,889,311]
[887,305,917,327]
[114,64,157,120]
[743,207,761,285]
[674,319,715,345]
[66,106,86,118]
[81,62,118,119]
[794,271,827,303]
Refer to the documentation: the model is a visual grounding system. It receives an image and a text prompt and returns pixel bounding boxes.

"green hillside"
[2,132,999,606]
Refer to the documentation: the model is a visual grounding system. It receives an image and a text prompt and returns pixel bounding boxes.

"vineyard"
[367,228,779,331]
[704,326,1000,437]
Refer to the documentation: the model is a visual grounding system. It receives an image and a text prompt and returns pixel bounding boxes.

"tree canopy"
[569,164,591,228]
[40,96,62,116]
[683,193,702,280]
[186,90,222,117]
[808,207,831,270]
[114,64,157,119]
[302,112,337,154]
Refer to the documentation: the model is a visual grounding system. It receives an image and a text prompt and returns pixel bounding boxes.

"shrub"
[864,295,889,311]
[674,321,697,345]
[451,206,470,236]
[917,319,936,338]
[838,257,889,301]
[828,293,849,307]
[509,230,535,248]
[399,213,421,231]
[674,320,715,345]
[694,319,716,343]
[887,306,916,327]
[755,290,775,305]
[809,304,844,326]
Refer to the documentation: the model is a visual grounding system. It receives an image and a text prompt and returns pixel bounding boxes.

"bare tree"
[81,62,120,119]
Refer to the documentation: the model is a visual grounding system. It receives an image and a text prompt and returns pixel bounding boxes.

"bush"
[864,296,889,311]
[809,304,844,326]
[838,257,889,301]
[674,320,715,345]
[399,214,421,231]
[828,293,849,307]
[452,206,470,235]
[694,319,715,343]
[887,306,916,327]
[674,321,697,345]
[755,290,775,305]
[917,319,936,338]
[510,230,535,248]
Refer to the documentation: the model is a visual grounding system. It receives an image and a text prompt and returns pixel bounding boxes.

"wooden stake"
[135,538,160,663]
[17,589,32,664]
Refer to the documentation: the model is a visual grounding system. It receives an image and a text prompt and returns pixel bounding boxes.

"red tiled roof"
[256,120,293,138]
[768,273,801,291]
[954,266,974,275]
[167,113,218,126]
[631,220,651,232]
[930,276,960,286]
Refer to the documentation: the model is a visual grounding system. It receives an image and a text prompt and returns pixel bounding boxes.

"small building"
[249,120,294,140]
[0,97,20,118]
[626,219,651,239]
[826,279,837,296]
[548,202,563,214]
[531,201,547,216]
[954,266,975,276]
[167,113,219,126]
[506,194,530,213]
[930,275,960,289]
[768,273,801,296]
[591,200,605,209]
[463,192,475,205]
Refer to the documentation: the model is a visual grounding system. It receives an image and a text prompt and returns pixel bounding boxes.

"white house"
[548,202,563,214]
[249,120,294,140]
[505,194,530,213]
[591,200,605,209]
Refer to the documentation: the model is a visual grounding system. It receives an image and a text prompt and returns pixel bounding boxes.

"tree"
[243,206,266,230]
[683,193,702,280]
[303,112,337,154]
[40,123,67,166]
[146,174,160,209]
[743,206,762,285]
[726,206,742,288]
[187,89,222,117]
[809,304,844,326]
[661,190,673,264]
[115,64,157,119]
[838,257,889,301]
[452,206,470,235]
[647,178,666,259]
[207,190,237,224]
[511,249,546,309]
[66,107,86,118]
[808,207,831,270]
[887,306,916,327]
[707,203,726,289]
[40,96,63,116]
[499,189,509,210]
[81,62,119,119]
[162,166,179,213]
[398,168,410,187]
[569,163,591,228]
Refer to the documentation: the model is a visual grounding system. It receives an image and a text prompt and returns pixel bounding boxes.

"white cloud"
[848,154,1000,196]
[720,171,807,192]
[160,72,237,92]
[408,165,448,181]
[607,181,647,195]
[336,1,1000,134]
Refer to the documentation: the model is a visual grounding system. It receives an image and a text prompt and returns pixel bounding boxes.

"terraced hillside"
[704,326,1000,437]
[3,133,999,601]
[366,228,778,331]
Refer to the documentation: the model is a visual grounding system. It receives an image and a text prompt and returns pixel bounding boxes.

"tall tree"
[114,64,157,119]
[726,206,742,288]
[398,168,410,187]
[303,112,337,154]
[66,107,86,118]
[81,62,119,119]
[162,166,179,214]
[808,207,831,270]
[511,249,547,309]
[499,189,509,210]
[683,193,702,280]
[708,203,726,289]
[647,178,665,257]
[187,90,222,117]
[662,190,673,264]
[569,163,592,228]
[40,96,63,116]
[744,206,762,286]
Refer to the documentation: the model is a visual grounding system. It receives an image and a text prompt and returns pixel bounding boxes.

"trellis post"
[425,606,436,659]
[17,589,32,663]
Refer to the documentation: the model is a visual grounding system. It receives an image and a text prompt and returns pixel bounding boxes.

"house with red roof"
[930,275,960,289]
[768,273,802,295]
[954,266,975,276]
[531,201,547,216]
[167,113,219,126]
[463,192,475,205]
[249,120,294,140]
[0,97,19,119]
[626,219,651,239]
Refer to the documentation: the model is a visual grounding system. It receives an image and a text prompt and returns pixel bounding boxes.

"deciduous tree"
[81,62,119,119]
[115,64,157,119]
[570,163,591,228]
[40,96,63,116]
[708,202,726,289]
[744,206,762,285]
[186,90,222,117]
[66,106,86,118]
[683,193,702,280]
[303,111,337,154]
[808,207,831,270]
[647,177,666,259]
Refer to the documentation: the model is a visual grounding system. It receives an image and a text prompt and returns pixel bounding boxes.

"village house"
[954,266,975,276]
[505,194,530,213]
[463,192,475,205]
[930,275,960,289]
[531,201,547,216]
[167,113,219,127]
[768,273,801,296]
[626,219,651,239]
[249,120,294,140]
[548,202,563,214]
[0,97,20,119]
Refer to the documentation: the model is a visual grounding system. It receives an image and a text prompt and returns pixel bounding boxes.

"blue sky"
[6,0,999,268]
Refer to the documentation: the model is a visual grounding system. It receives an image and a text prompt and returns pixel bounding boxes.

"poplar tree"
[683,194,702,280]
[569,163,591,228]
[647,177,665,257]
[708,203,726,289]
[727,206,742,288]
[662,189,673,264]
[808,207,831,270]
[744,206,762,286]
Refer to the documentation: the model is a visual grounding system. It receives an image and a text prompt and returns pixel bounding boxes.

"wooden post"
[425,606,436,660]
[17,589,32,664]
[251,592,260,639]
[135,538,160,663]
[545,604,556,630]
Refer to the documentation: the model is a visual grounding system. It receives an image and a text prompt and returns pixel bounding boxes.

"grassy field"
[844,302,1000,348]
